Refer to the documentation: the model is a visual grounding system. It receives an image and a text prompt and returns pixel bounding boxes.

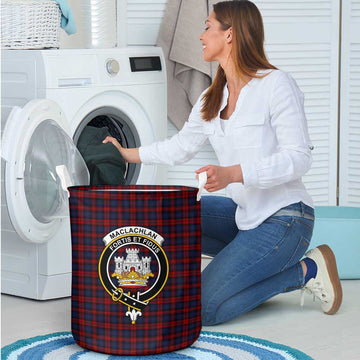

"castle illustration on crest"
[111,248,154,287]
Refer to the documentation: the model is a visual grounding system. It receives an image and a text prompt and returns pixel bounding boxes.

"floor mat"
[1,331,314,359]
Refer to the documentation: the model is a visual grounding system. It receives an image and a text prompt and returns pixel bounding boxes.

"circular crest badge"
[98,226,169,324]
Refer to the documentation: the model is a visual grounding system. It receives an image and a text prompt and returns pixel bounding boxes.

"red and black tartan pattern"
[68,185,202,356]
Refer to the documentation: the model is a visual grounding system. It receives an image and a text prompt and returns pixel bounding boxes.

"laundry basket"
[1,0,61,49]
[68,185,202,356]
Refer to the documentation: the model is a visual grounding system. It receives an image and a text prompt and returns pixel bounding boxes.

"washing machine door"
[2,99,90,244]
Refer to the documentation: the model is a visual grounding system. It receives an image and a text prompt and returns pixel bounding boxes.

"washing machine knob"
[106,59,119,76]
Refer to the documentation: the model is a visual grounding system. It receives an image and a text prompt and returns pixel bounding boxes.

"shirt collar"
[218,70,272,117]
[219,77,254,114]
[220,85,229,112]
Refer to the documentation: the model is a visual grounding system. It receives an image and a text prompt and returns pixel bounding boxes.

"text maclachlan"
[109,227,158,240]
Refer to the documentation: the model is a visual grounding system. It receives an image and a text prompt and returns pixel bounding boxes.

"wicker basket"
[1,0,61,49]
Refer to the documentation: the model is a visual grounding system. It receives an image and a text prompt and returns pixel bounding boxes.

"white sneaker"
[301,244,342,314]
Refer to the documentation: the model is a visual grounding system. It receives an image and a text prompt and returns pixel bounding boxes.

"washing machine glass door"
[2,99,89,244]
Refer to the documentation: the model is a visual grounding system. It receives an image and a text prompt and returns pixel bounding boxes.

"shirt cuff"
[241,162,259,187]
[139,145,153,165]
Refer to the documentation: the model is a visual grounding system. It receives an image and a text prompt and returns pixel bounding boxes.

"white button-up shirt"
[139,70,314,230]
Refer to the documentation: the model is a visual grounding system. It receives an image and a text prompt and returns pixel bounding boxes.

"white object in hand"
[197,171,207,201]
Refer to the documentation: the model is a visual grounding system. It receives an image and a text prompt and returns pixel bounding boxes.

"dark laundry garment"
[77,126,126,185]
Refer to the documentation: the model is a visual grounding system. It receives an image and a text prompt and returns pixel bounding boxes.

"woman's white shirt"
[139,70,314,230]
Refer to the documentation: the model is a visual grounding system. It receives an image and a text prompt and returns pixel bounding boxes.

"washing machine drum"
[2,99,89,244]
[74,109,141,186]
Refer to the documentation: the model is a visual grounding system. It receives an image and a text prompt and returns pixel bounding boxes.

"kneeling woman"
[103,0,342,325]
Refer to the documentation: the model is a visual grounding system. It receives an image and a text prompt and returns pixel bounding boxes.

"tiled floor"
[1,275,359,359]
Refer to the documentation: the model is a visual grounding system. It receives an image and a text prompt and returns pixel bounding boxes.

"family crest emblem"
[98,226,169,324]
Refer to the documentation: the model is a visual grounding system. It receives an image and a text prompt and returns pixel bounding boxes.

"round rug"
[1,331,314,360]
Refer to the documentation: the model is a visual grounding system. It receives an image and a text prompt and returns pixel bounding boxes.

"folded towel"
[35,0,77,35]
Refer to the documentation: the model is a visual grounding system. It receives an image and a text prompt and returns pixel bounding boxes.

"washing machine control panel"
[106,59,120,76]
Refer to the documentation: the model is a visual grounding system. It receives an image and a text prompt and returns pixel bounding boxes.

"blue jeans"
[201,196,314,325]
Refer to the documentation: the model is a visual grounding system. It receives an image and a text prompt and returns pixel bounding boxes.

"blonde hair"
[201,0,277,121]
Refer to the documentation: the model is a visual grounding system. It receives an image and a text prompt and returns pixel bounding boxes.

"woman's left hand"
[195,164,243,192]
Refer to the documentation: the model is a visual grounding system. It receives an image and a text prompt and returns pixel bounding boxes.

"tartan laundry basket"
[68,185,202,355]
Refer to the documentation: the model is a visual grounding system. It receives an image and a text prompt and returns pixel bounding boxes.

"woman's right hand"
[103,136,122,153]
[102,136,141,163]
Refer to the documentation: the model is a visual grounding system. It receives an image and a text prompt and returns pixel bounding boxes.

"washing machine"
[1,47,167,300]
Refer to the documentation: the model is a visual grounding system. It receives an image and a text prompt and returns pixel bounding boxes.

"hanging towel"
[34,0,77,35]
[157,0,218,130]
[77,126,126,186]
